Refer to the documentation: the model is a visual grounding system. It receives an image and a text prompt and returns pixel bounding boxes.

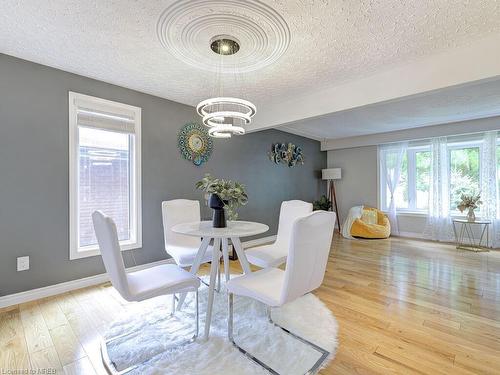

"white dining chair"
[92,211,200,374]
[227,211,335,375]
[162,199,221,291]
[245,200,313,268]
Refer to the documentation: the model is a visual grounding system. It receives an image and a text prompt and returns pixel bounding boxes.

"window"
[379,137,488,215]
[415,150,431,210]
[69,92,141,259]
[448,144,480,212]
[379,146,430,212]
[394,152,408,209]
[498,144,500,213]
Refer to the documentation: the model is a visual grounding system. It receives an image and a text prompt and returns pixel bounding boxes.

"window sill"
[382,210,488,221]
[70,240,142,260]
[381,210,427,218]
[397,211,428,218]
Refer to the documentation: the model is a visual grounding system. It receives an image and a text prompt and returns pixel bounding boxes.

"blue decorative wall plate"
[178,122,213,166]
[268,142,304,167]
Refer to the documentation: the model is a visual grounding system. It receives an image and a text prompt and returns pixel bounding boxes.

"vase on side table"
[467,208,476,222]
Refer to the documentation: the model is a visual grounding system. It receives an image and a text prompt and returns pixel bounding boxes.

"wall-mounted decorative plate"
[178,122,213,166]
[268,142,304,167]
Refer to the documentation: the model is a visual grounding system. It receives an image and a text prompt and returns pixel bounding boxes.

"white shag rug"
[104,276,338,374]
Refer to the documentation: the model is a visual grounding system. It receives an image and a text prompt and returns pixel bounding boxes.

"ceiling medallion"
[156,0,290,73]
[196,35,256,138]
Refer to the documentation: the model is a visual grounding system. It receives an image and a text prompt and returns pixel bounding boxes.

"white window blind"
[77,109,135,134]
[74,96,137,134]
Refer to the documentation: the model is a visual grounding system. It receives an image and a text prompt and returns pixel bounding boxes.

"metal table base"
[452,219,491,252]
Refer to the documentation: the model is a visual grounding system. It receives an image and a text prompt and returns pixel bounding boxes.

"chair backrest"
[92,211,130,299]
[280,211,335,305]
[162,199,201,250]
[275,200,313,248]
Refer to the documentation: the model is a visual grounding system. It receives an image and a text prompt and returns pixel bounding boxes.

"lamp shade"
[322,168,341,180]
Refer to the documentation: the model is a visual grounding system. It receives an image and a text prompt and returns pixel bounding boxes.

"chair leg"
[266,306,272,323]
[228,292,234,341]
[171,293,176,316]
[199,277,210,288]
[227,293,330,375]
[102,289,200,375]
[101,337,137,375]
[198,264,221,293]
[193,289,199,339]
[174,290,199,340]
[228,293,279,375]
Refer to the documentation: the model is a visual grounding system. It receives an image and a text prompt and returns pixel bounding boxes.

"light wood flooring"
[1,234,500,374]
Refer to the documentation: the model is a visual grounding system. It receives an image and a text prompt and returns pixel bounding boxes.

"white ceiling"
[282,77,500,140]
[2,0,500,139]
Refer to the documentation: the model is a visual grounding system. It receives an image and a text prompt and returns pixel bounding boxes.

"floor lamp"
[322,168,342,232]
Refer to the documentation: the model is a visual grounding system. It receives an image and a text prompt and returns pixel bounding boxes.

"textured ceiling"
[156,0,291,73]
[282,77,500,140]
[1,0,500,138]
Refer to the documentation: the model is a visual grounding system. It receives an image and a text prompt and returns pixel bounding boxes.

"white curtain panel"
[481,131,500,248]
[423,137,455,242]
[382,142,408,235]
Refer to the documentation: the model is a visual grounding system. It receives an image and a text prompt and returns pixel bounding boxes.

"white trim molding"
[321,116,500,151]
[0,259,174,309]
[69,92,142,260]
[1,235,277,308]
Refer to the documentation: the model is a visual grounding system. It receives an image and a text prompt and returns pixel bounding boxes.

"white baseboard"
[0,236,277,309]
[241,235,276,249]
[0,258,175,309]
[397,231,424,239]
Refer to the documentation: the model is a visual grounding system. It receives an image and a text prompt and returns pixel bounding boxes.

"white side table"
[452,219,491,252]
[171,220,269,339]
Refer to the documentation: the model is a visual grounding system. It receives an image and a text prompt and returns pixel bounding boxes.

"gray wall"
[327,145,429,235]
[324,109,500,239]
[326,146,378,223]
[0,54,325,296]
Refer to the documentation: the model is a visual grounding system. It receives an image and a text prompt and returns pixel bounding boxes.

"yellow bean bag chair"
[351,207,391,239]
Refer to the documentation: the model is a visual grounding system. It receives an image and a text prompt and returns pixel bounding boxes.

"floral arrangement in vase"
[457,192,482,222]
[195,174,248,227]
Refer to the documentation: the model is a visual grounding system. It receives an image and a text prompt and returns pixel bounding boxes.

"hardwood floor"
[1,234,500,374]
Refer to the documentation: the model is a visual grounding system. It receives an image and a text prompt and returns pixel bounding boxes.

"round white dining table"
[171,220,269,340]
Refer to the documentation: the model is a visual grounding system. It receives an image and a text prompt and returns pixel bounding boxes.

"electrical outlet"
[17,256,29,271]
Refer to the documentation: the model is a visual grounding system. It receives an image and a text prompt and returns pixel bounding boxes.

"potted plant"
[195,174,248,228]
[457,192,482,222]
[313,195,332,211]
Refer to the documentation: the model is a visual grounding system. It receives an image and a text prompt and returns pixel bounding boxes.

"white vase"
[467,208,475,222]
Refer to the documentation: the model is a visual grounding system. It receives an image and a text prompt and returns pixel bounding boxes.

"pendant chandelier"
[196,36,256,138]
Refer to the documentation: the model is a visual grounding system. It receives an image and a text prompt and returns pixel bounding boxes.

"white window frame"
[406,146,431,213]
[379,145,431,214]
[447,139,482,216]
[69,92,142,260]
[379,137,487,217]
